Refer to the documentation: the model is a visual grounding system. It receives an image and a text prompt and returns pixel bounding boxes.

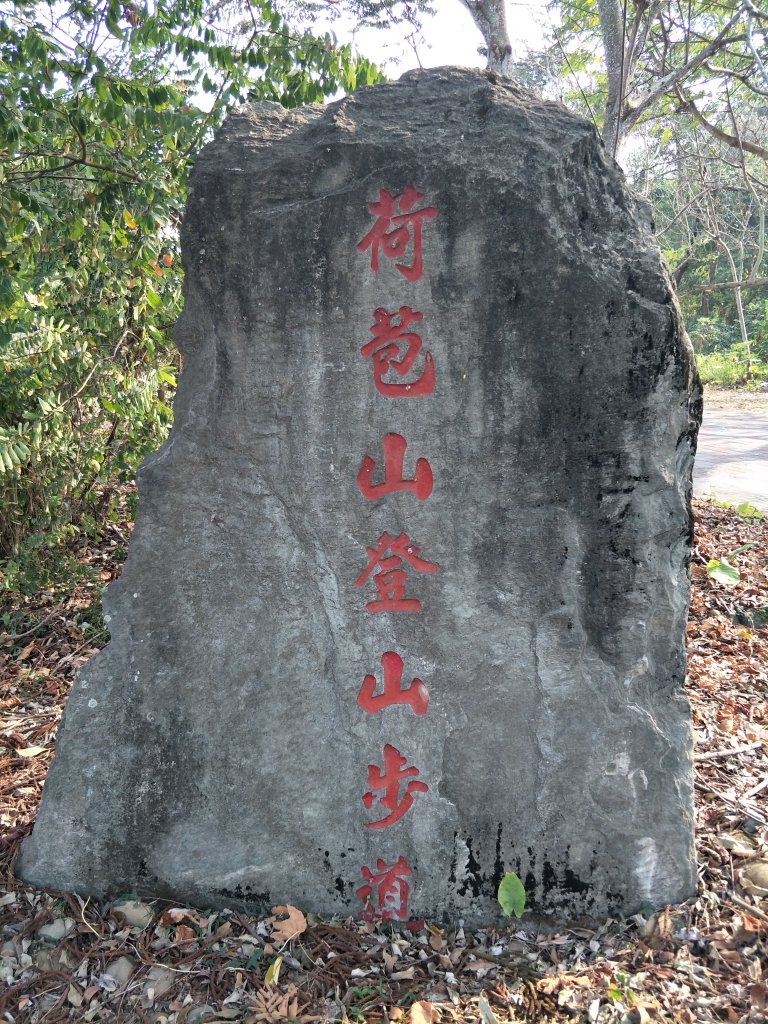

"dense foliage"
[1,0,766,598]
[502,0,768,384]
[0,0,380,594]
[556,0,768,384]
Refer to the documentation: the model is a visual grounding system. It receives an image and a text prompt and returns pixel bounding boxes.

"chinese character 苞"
[361,307,435,398]
[357,186,437,282]
[362,744,428,828]
[356,856,413,921]
[357,651,429,716]
[355,531,439,613]
[356,432,433,501]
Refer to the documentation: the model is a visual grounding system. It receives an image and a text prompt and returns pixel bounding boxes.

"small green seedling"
[706,543,752,586]
[497,871,526,919]
[735,501,763,522]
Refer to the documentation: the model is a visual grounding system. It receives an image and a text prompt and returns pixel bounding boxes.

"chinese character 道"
[357,186,437,282]
[356,856,413,921]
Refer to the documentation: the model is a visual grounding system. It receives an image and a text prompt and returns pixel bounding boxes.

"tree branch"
[679,276,768,295]
[676,89,768,161]
[623,15,743,133]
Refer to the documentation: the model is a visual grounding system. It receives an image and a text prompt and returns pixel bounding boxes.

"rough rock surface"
[18,68,701,923]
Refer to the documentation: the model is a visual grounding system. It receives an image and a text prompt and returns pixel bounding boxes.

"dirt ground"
[703,386,768,412]
[1,498,766,1023]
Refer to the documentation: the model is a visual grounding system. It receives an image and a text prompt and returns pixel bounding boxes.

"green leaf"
[245,947,263,969]
[497,871,526,918]
[92,74,109,101]
[706,558,740,586]
[735,502,762,520]
[727,544,752,558]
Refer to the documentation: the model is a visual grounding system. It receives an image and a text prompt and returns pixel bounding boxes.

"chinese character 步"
[362,744,428,828]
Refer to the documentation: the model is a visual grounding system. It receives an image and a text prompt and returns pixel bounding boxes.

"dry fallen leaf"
[477,991,500,1024]
[465,959,494,975]
[410,1000,440,1024]
[160,907,199,926]
[267,905,307,943]
[264,956,282,986]
[174,924,196,944]
[391,967,416,981]
[538,976,565,996]
[718,832,755,857]
[738,860,768,897]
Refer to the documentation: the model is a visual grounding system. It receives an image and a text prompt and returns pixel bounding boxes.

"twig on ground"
[0,603,66,643]
[695,741,763,761]
[742,776,768,799]
[727,895,768,926]
[695,779,768,825]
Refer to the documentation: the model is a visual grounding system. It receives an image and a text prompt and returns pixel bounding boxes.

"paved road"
[693,409,768,511]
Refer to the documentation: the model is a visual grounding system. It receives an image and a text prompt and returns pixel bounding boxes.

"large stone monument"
[18,68,701,923]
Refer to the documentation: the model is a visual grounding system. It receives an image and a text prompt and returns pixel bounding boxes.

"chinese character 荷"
[357,186,437,282]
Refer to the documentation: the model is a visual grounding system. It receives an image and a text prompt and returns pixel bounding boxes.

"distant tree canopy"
[0,0,766,597]
[0,0,380,591]
[457,0,767,377]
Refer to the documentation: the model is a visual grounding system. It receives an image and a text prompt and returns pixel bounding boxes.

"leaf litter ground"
[1,496,766,1024]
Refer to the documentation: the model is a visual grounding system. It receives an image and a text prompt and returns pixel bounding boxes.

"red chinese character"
[356,856,413,921]
[357,652,429,716]
[357,186,437,282]
[362,744,428,829]
[361,307,435,398]
[357,433,433,501]
[355,531,439,613]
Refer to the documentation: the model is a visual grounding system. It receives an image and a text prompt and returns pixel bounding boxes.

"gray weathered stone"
[17,68,701,923]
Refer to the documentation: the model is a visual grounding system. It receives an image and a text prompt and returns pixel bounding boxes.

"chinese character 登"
[357,186,437,282]
[357,651,429,716]
[355,531,439,613]
[361,307,435,398]
[356,856,413,921]
[356,432,433,501]
[362,744,428,829]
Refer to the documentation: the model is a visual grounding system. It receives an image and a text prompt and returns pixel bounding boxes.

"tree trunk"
[458,0,515,78]
[597,0,626,158]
